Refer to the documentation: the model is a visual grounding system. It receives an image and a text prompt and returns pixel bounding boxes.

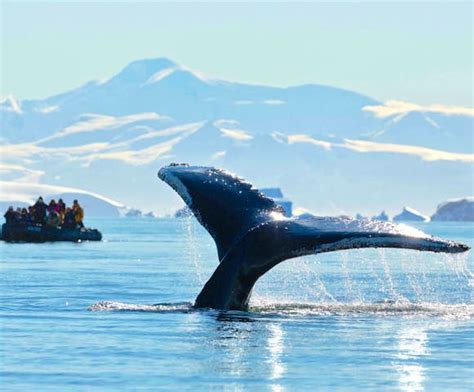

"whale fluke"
[158,164,470,310]
[158,164,284,261]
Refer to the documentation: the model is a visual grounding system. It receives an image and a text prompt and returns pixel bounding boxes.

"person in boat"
[28,206,35,221]
[57,199,66,223]
[73,200,84,228]
[33,196,48,225]
[46,210,60,227]
[20,208,32,225]
[15,208,22,222]
[47,199,57,214]
[62,208,76,230]
[4,206,16,224]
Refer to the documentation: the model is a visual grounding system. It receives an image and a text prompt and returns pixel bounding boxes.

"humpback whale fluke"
[158,164,469,311]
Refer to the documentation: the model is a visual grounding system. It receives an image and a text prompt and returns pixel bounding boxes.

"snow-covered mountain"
[1,58,381,143]
[1,57,472,216]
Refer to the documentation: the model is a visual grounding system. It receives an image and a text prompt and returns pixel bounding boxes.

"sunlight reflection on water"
[1,219,472,391]
[395,326,428,392]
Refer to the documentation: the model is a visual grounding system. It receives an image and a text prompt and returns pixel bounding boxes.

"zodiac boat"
[1,223,102,243]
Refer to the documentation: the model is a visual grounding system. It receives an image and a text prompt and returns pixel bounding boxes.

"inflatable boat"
[1,223,102,243]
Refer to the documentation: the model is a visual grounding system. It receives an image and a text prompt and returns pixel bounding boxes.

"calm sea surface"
[1,218,473,391]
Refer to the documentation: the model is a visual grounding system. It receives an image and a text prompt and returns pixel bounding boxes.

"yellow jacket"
[74,206,84,222]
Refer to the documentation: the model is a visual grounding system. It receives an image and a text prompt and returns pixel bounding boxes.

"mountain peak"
[128,57,177,70]
[108,57,178,85]
[0,95,22,113]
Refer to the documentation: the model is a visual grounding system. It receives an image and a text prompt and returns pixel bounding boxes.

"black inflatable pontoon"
[1,223,102,243]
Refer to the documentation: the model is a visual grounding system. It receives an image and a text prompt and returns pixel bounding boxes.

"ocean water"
[1,218,473,391]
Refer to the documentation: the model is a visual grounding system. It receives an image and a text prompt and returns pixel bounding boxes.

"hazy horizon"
[2,2,472,106]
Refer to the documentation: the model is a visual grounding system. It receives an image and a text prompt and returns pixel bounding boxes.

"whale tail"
[158,164,469,310]
[158,164,284,261]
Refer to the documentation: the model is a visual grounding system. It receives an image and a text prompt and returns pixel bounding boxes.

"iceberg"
[260,188,293,217]
[431,197,474,221]
[124,208,142,218]
[393,206,429,222]
[372,211,390,221]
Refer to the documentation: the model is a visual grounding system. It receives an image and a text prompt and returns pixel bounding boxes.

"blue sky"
[1,1,472,105]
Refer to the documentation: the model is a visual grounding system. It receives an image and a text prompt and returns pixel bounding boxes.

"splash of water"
[89,301,192,312]
[253,249,472,306]
[249,301,474,319]
[88,300,474,320]
[295,257,337,302]
[340,251,364,302]
[182,215,206,285]
[90,241,472,319]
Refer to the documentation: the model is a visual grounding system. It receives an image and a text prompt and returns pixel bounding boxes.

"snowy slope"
[1,57,472,216]
[0,181,125,217]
